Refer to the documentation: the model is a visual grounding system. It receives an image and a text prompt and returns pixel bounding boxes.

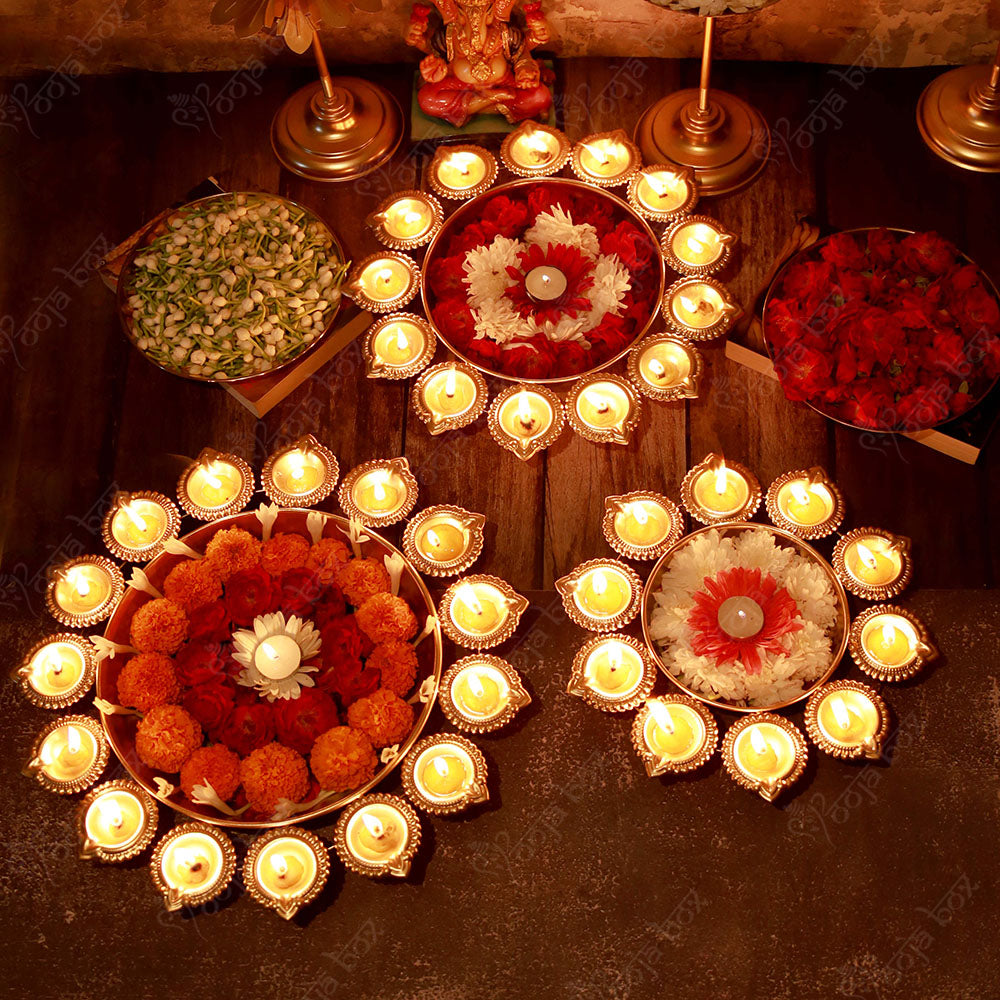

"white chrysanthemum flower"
[582,253,632,325]
[472,297,527,345]
[524,206,600,258]
[463,236,521,302]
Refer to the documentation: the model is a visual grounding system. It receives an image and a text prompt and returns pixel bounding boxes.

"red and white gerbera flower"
[504,243,595,326]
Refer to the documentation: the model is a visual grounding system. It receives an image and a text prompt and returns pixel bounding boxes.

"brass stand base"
[916,63,1000,173]
[634,87,770,196]
[271,75,404,182]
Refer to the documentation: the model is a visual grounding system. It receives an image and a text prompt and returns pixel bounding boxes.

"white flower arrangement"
[232,611,322,701]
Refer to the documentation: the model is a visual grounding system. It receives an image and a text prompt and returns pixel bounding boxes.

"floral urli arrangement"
[765,229,1000,430]
[424,185,662,380]
[114,526,423,821]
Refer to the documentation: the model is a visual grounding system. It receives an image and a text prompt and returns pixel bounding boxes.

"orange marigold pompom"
[163,559,222,615]
[203,526,262,582]
[306,537,352,585]
[130,598,189,654]
[116,652,180,713]
[337,558,391,607]
[346,688,414,748]
[180,744,241,801]
[310,726,377,792]
[356,592,419,645]
[260,532,311,576]
[366,641,418,698]
[135,704,202,773]
[239,742,310,814]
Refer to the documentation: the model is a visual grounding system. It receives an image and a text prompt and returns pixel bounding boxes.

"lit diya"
[438,654,531,733]
[556,558,643,633]
[177,447,254,520]
[566,374,642,446]
[363,313,437,380]
[567,633,655,712]
[411,361,488,435]
[401,733,489,815]
[626,164,698,222]
[765,468,845,540]
[338,457,419,527]
[848,604,937,682]
[150,822,237,912]
[804,680,890,760]
[427,144,498,200]
[243,827,330,920]
[601,491,684,561]
[77,779,158,863]
[348,253,421,313]
[631,695,718,776]
[366,189,443,251]
[626,333,703,403]
[663,277,740,340]
[334,794,421,878]
[19,633,96,709]
[681,453,762,525]
[487,384,565,460]
[570,129,641,187]
[500,121,572,178]
[261,434,339,507]
[660,215,737,276]
[45,556,124,629]
[26,715,109,794]
[402,505,486,577]
[101,491,181,562]
[439,575,530,650]
[833,528,912,601]
[721,714,808,803]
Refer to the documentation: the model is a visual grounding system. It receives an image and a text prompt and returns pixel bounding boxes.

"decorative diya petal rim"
[260,435,340,508]
[720,713,809,801]
[427,144,500,200]
[149,821,237,910]
[487,383,567,460]
[176,451,256,521]
[567,632,656,712]
[438,654,530,733]
[348,252,422,314]
[764,468,846,540]
[661,276,740,341]
[601,491,686,561]
[367,189,444,250]
[337,457,420,528]
[565,372,643,446]
[27,713,110,794]
[660,213,737,277]
[847,603,937,682]
[625,333,704,403]
[332,793,422,878]
[19,632,97,709]
[241,826,331,916]
[570,130,642,188]
[679,456,763,526]
[803,679,892,760]
[45,556,126,628]
[77,778,159,862]
[438,573,530,650]
[401,504,486,577]
[363,313,438,381]
[401,733,490,815]
[100,491,183,562]
[630,694,720,775]
[626,163,699,222]
[499,122,573,178]
[555,557,644,633]
[832,527,913,600]
[411,361,489,435]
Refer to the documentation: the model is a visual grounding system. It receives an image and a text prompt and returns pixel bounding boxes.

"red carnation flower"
[820,232,868,271]
[272,687,340,755]
[431,299,477,349]
[426,255,468,299]
[527,187,567,218]
[448,222,488,256]
[315,657,381,708]
[223,565,280,626]
[186,600,231,643]
[504,242,595,325]
[182,681,236,732]
[466,337,504,367]
[555,341,591,375]
[898,231,957,278]
[280,567,323,619]
[174,642,229,687]
[218,703,274,756]
[502,341,555,380]
[320,615,373,665]
[954,284,1000,338]
[313,584,348,629]
[480,194,529,238]
[600,220,650,273]
[866,228,899,268]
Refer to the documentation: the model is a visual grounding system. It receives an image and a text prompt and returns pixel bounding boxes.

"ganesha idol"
[407,0,554,128]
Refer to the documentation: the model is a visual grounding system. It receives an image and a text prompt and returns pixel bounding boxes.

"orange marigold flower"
[346,688,414,748]
[306,537,352,585]
[163,559,222,615]
[239,742,310,814]
[116,652,180,713]
[337,557,391,607]
[180,744,241,801]
[130,598,189,654]
[135,704,202,773]
[310,725,377,791]
[355,592,419,645]
[203,526,262,582]
[260,532,311,576]
[366,640,418,698]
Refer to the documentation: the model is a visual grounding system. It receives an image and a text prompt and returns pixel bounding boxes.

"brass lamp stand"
[917,40,1000,173]
[634,16,770,195]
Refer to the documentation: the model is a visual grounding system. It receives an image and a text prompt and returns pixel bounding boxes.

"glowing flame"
[648,699,675,735]
[432,756,451,778]
[372,473,389,504]
[287,452,306,481]
[790,481,811,507]
[856,542,878,571]
[517,389,534,429]
[627,502,649,527]
[881,621,897,646]
[97,795,124,830]
[444,367,457,399]
[648,358,666,379]
[606,640,622,672]
[66,567,91,599]
[425,528,442,552]
[121,502,147,533]
[643,171,667,197]
[174,846,203,874]
[686,236,707,255]
[714,460,728,496]
[377,267,394,285]
[679,294,698,313]
[202,461,223,490]
[66,724,82,755]
[260,641,280,662]
[830,695,851,730]
[466,669,486,699]
[394,327,410,352]
[591,570,608,597]
[361,812,385,839]
[580,140,612,166]
[403,210,423,227]
[269,852,289,879]
[449,151,478,176]
[583,389,611,414]
[456,584,484,618]
[749,726,768,756]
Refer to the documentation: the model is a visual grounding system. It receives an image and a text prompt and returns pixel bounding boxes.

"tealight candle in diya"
[602,491,684,561]
[427,144,499,200]
[348,253,421,314]
[556,558,643,633]
[681,453,762,525]
[440,575,529,650]
[363,313,436,380]
[262,434,339,507]
[488,384,565,460]
[571,129,641,187]
[402,504,486,577]
[663,277,740,340]
[411,361,488,435]
[101,490,181,562]
[626,164,698,222]
[661,215,737,277]
[567,633,655,712]
[765,467,845,540]
[804,680,890,761]
[338,457,419,528]
[833,528,912,600]
[26,715,109,794]
[722,714,808,803]
[848,604,937,683]
[626,334,703,403]
[566,374,642,446]
[46,556,124,628]
[177,447,254,520]
[366,189,443,251]
[439,654,531,733]
[334,794,421,878]
[243,827,330,920]
[402,734,489,815]
[500,121,572,177]
[78,779,158,863]
[631,695,718,776]
[19,633,96,709]
[150,822,237,912]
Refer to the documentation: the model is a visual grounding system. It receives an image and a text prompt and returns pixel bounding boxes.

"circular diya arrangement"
[19,441,532,917]
[562,454,937,803]
[354,122,741,462]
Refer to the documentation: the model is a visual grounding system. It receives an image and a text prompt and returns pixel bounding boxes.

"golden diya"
[77,779,158,863]
[101,491,181,562]
[261,434,339,507]
[427,144,498,200]
[765,468,845,540]
[19,633,96,709]
[833,528,913,601]
[25,715,109,794]
[337,457,419,528]
[848,605,937,682]
[660,215,737,276]
[401,734,489,815]
[721,714,808,803]
[487,384,565,460]
[243,827,330,920]
[681,453,762,525]
[500,121,572,177]
[567,633,655,712]
[626,334,703,403]
[363,313,437,380]
[348,253,421,313]
[439,575,530,650]
[45,556,124,628]
[176,447,254,520]
[401,505,486,577]
[631,695,718,776]
[663,277,740,340]
[601,491,685,561]
[804,680,890,761]
[366,189,443,251]
[627,164,698,223]
[334,794,421,878]
[565,374,642,446]
[411,361,488,435]
[570,129,641,187]
[556,558,643,632]
[150,822,237,912]
[438,654,531,734]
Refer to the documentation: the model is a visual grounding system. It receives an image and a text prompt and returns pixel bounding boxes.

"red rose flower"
[174,642,229,687]
[316,657,381,708]
[587,313,633,355]
[272,688,340,755]
[426,255,468,299]
[501,341,555,380]
[320,615,372,665]
[820,232,868,271]
[527,187,566,218]
[898,232,957,277]
[280,567,323,619]
[866,228,899,268]
[182,681,235,732]
[218,703,274,756]
[431,299,477,349]
[555,341,592,374]
[570,192,615,233]
[186,600,231,643]
[448,221,488,256]
[953,284,1000,338]
[599,221,650,273]
[480,194,529,238]
[466,337,505,367]
[313,584,348,629]
[896,383,951,428]
[223,565,280,626]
